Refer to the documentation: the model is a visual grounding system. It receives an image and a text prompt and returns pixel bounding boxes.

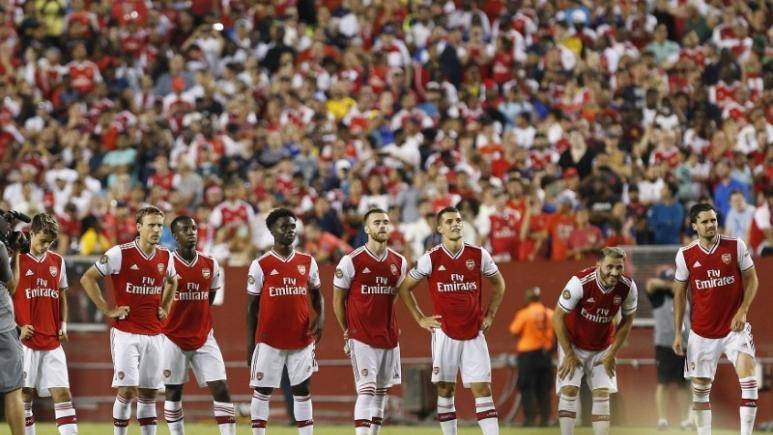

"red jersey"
[164,252,221,350]
[675,236,754,339]
[209,200,255,228]
[558,267,638,351]
[13,252,68,351]
[95,241,176,335]
[488,210,521,261]
[410,243,500,340]
[67,60,102,94]
[247,250,321,350]
[333,246,407,349]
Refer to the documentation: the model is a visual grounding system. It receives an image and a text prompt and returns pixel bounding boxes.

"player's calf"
[50,388,78,435]
[558,386,579,435]
[590,389,610,435]
[207,380,236,435]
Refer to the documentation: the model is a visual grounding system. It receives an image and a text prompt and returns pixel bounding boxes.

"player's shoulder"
[619,274,634,288]
[293,250,314,262]
[575,266,596,282]
[47,250,65,263]
[195,250,217,264]
[386,247,408,262]
[347,246,368,260]
[679,239,701,254]
[118,241,136,251]
[718,234,739,246]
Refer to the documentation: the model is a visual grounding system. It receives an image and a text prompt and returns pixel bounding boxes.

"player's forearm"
[739,270,758,313]
[485,273,506,318]
[332,289,348,333]
[672,281,687,333]
[246,298,259,346]
[61,291,69,324]
[552,308,574,355]
[161,277,178,310]
[81,275,110,313]
[400,289,425,323]
[610,313,635,355]
[311,288,324,321]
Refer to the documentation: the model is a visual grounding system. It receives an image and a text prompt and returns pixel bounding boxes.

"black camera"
[0,209,31,254]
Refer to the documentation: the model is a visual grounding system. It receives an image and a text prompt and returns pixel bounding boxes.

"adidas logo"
[270,269,279,276]
[130,264,139,271]
[693,261,702,268]
[587,297,595,303]
[362,267,371,274]
[25,269,33,276]
[438,265,447,271]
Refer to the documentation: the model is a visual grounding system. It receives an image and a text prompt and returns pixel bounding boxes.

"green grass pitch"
[33,423,740,434]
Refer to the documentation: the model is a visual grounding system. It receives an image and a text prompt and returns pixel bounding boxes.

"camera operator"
[0,212,25,434]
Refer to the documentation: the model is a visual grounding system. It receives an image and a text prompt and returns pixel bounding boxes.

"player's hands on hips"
[309,317,323,343]
[730,308,747,332]
[418,315,441,331]
[558,351,580,380]
[481,315,494,333]
[672,335,684,356]
[599,353,616,378]
[58,322,68,342]
[19,324,34,340]
[105,305,130,319]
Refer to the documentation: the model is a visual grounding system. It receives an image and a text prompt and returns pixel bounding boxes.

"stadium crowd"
[0,0,771,266]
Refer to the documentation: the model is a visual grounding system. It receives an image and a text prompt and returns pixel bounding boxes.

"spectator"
[566,208,604,260]
[78,215,112,256]
[301,220,352,265]
[749,189,773,256]
[547,197,577,261]
[724,190,754,243]
[647,183,685,245]
[712,159,751,226]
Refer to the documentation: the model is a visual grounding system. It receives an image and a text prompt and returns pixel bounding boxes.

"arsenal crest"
[361,368,368,377]
[465,259,475,270]
[256,372,264,381]
[390,264,399,275]
[163,370,171,378]
[432,367,440,375]
[297,265,306,275]
[49,266,57,277]
[117,371,125,380]
[202,268,211,279]
[721,253,732,264]
[335,268,343,278]
[157,263,165,273]
[613,295,622,305]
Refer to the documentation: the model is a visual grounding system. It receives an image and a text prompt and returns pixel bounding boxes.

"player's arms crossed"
[80,265,129,318]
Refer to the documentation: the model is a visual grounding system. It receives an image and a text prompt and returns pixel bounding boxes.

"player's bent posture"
[553,247,637,435]
[11,214,78,434]
[673,203,760,435]
[162,216,236,434]
[398,207,506,435]
[333,209,407,435]
[247,208,324,435]
[81,206,178,435]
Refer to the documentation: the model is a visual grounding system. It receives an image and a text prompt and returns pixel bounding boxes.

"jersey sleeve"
[333,255,355,290]
[211,258,223,290]
[308,257,321,289]
[58,256,68,289]
[95,245,121,276]
[557,276,583,312]
[737,238,754,272]
[165,253,176,279]
[622,280,638,315]
[409,252,432,280]
[396,254,408,287]
[674,249,689,282]
[480,248,499,277]
[247,260,264,296]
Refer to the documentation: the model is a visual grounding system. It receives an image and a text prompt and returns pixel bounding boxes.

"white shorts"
[431,329,491,387]
[349,339,401,389]
[555,345,618,394]
[22,345,70,397]
[249,342,317,389]
[685,323,756,380]
[110,328,164,389]
[161,331,227,387]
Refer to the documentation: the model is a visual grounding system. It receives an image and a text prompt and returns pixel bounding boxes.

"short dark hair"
[266,208,296,229]
[435,206,460,223]
[689,203,717,224]
[363,208,388,224]
[136,206,164,224]
[170,215,194,233]
[31,213,59,237]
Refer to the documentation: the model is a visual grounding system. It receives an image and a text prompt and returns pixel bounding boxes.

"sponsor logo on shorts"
[335,268,343,278]
[117,371,125,380]
[202,268,211,279]
[562,290,571,299]
[157,263,165,273]
[298,265,306,275]
[256,372,264,380]
[163,370,171,378]
[361,369,368,377]
[721,253,732,264]
[433,366,439,375]
[49,266,57,277]
[465,260,475,270]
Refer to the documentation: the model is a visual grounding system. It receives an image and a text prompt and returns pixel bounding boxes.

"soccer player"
[246,208,324,435]
[333,209,407,435]
[162,216,236,434]
[672,203,760,435]
[81,206,178,435]
[553,247,637,435]
[10,214,78,435]
[397,206,506,435]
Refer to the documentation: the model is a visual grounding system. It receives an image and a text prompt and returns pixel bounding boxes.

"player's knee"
[291,380,311,396]
[254,386,273,396]
[735,354,756,377]
[50,388,72,403]
[165,385,183,402]
[118,387,138,400]
[208,380,231,402]
[436,382,455,398]
[470,383,491,397]
[560,386,579,397]
[137,388,157,400]
[591,388,610,398]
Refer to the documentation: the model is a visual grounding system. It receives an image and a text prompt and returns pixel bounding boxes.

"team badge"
[465,259,475,270]
[361,369,368,377]
[202,268,211,279]
[390,264,399,275]
[49,266,57,277]
[562,290,571,299]
[117,371,125,380]
[157,263,165,273]
[335,268,343,278]
[163,370,171,378]
[689,362,695,371]
[248,276,255,285]
[721,253,732,264]
[297,265,306,275]
[256,372,264,381]
[613,295,622,305]
[100,255,108,264]
[432,367,439,375]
